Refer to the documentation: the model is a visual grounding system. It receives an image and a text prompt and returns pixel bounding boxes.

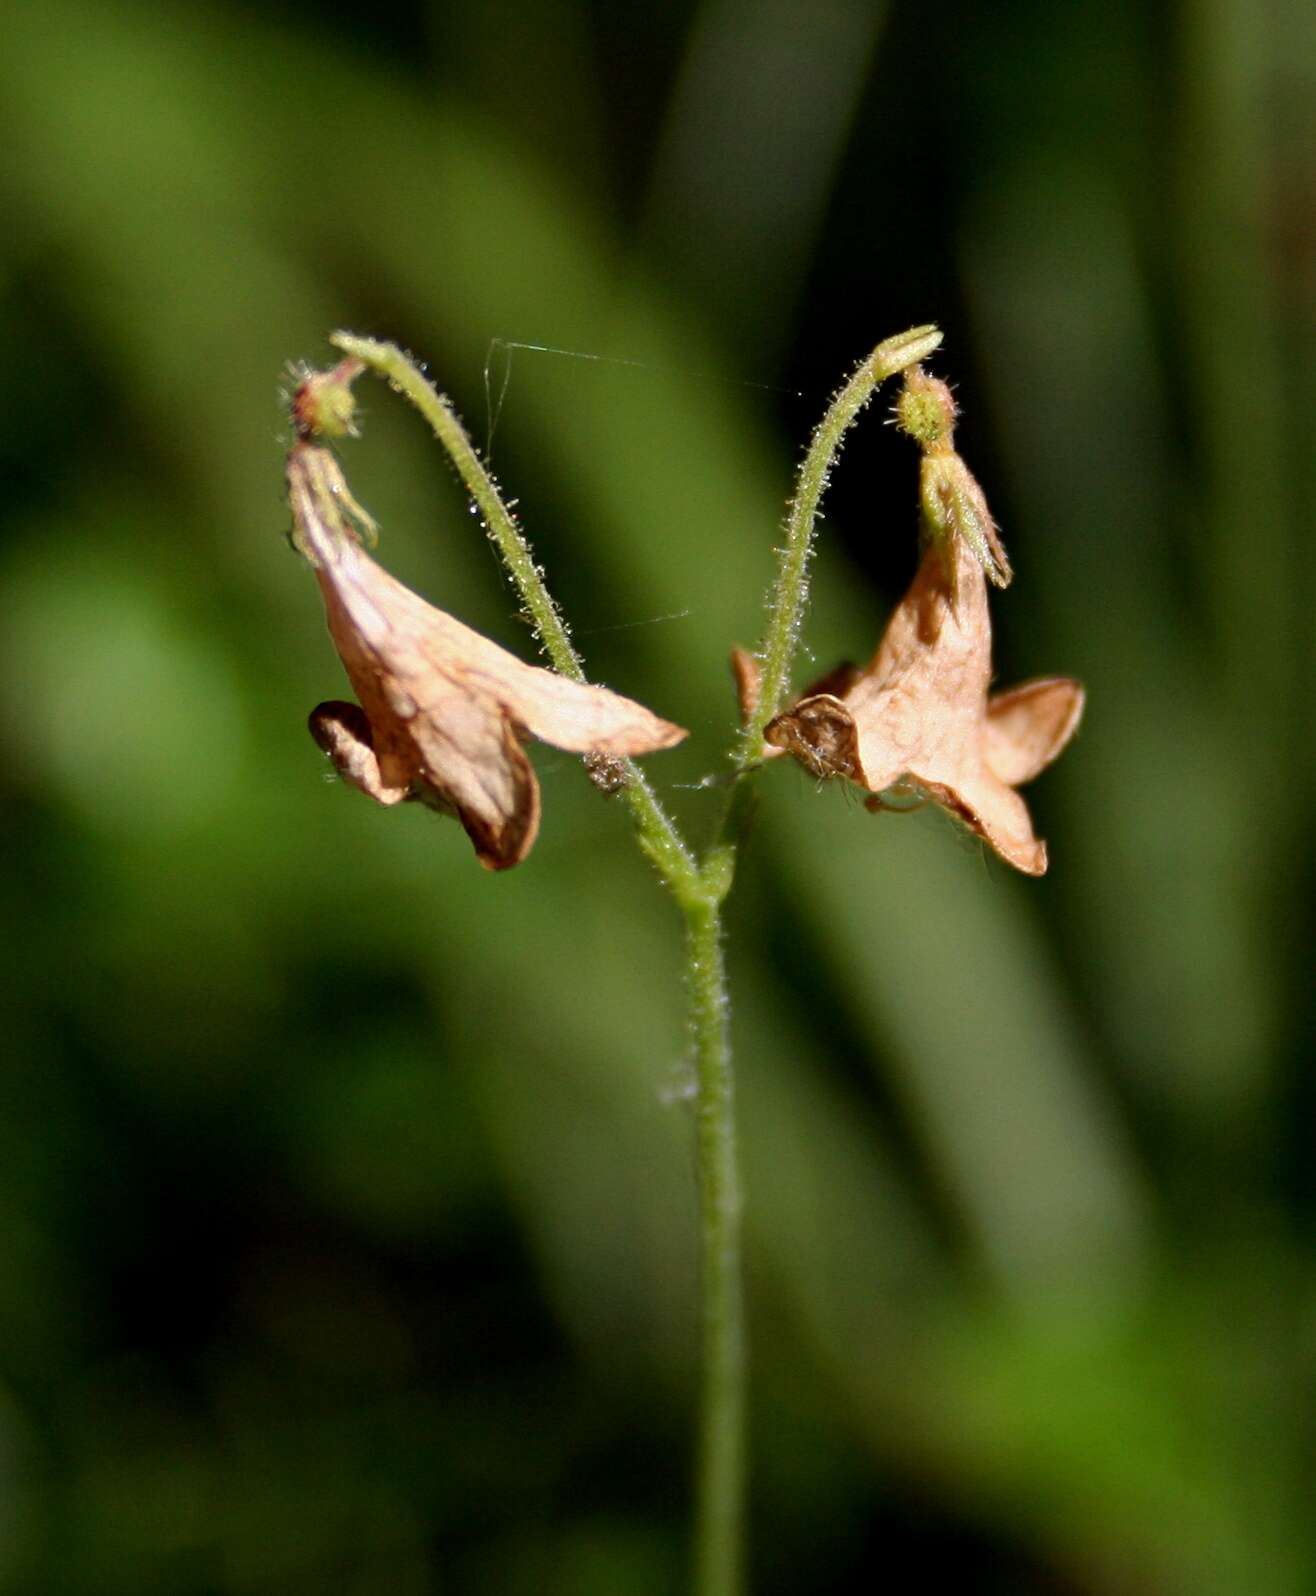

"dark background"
[1,0,1312,1590]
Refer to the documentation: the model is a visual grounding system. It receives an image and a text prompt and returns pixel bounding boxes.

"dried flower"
[288,441,686,869]
[762,531,1083,875]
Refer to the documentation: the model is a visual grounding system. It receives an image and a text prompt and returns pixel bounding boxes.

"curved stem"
[332,331,580,677]
[735,323,943,766]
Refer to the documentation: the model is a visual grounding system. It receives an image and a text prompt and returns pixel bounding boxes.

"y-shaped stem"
[322,326,940,1596]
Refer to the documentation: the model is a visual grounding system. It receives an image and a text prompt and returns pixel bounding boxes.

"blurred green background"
[1,0,1312,1590]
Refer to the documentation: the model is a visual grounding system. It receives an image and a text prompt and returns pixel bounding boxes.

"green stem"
[686,893,743,1596]
[331,331,702,906]
[735,323,943,766]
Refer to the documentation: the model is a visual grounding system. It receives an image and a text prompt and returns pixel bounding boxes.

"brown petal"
[407,690,542,869]
[856,539,991,693]
[762,530,1063,873]
[487,661,686,757]
[921,772,1048,876]
[311,679,540,870]
[309,700,411,805]
[729,646,761,725]
[312,537,685,760]
[984,678,1085,786]
[764,694,863,783]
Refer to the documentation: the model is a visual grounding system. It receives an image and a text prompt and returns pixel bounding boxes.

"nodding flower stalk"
[734,324,943,766]
[284,325,950,1596]
[325,332,704,909]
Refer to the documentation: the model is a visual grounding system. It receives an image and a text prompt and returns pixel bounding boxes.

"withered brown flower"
[759,532,1083,875]
[288,442,686,870]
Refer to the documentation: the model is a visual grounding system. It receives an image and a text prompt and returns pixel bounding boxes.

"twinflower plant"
[281,327,1081,1596]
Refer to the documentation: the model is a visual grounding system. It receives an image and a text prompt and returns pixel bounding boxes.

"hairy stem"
[735,323,942,765]
[686,893,743,1596]
[332,332,579,676]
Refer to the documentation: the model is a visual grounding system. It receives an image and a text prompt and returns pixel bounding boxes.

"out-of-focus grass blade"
[963,168,1281,1111]
[759,766,1148,1303]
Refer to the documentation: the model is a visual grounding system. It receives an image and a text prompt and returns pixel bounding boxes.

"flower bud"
[291,357,366,440]
[893,364,956,450]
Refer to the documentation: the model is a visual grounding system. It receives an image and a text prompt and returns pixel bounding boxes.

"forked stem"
[320,326,940,1596]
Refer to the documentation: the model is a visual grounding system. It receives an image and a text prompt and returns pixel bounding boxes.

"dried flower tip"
[729,647,762,725]
[287,441,379,564]
[291,357,366,441]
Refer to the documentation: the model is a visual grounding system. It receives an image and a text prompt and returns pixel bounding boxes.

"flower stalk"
[735,324,943,765]
[289,324,953,1596]
[686,894,742,1596]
